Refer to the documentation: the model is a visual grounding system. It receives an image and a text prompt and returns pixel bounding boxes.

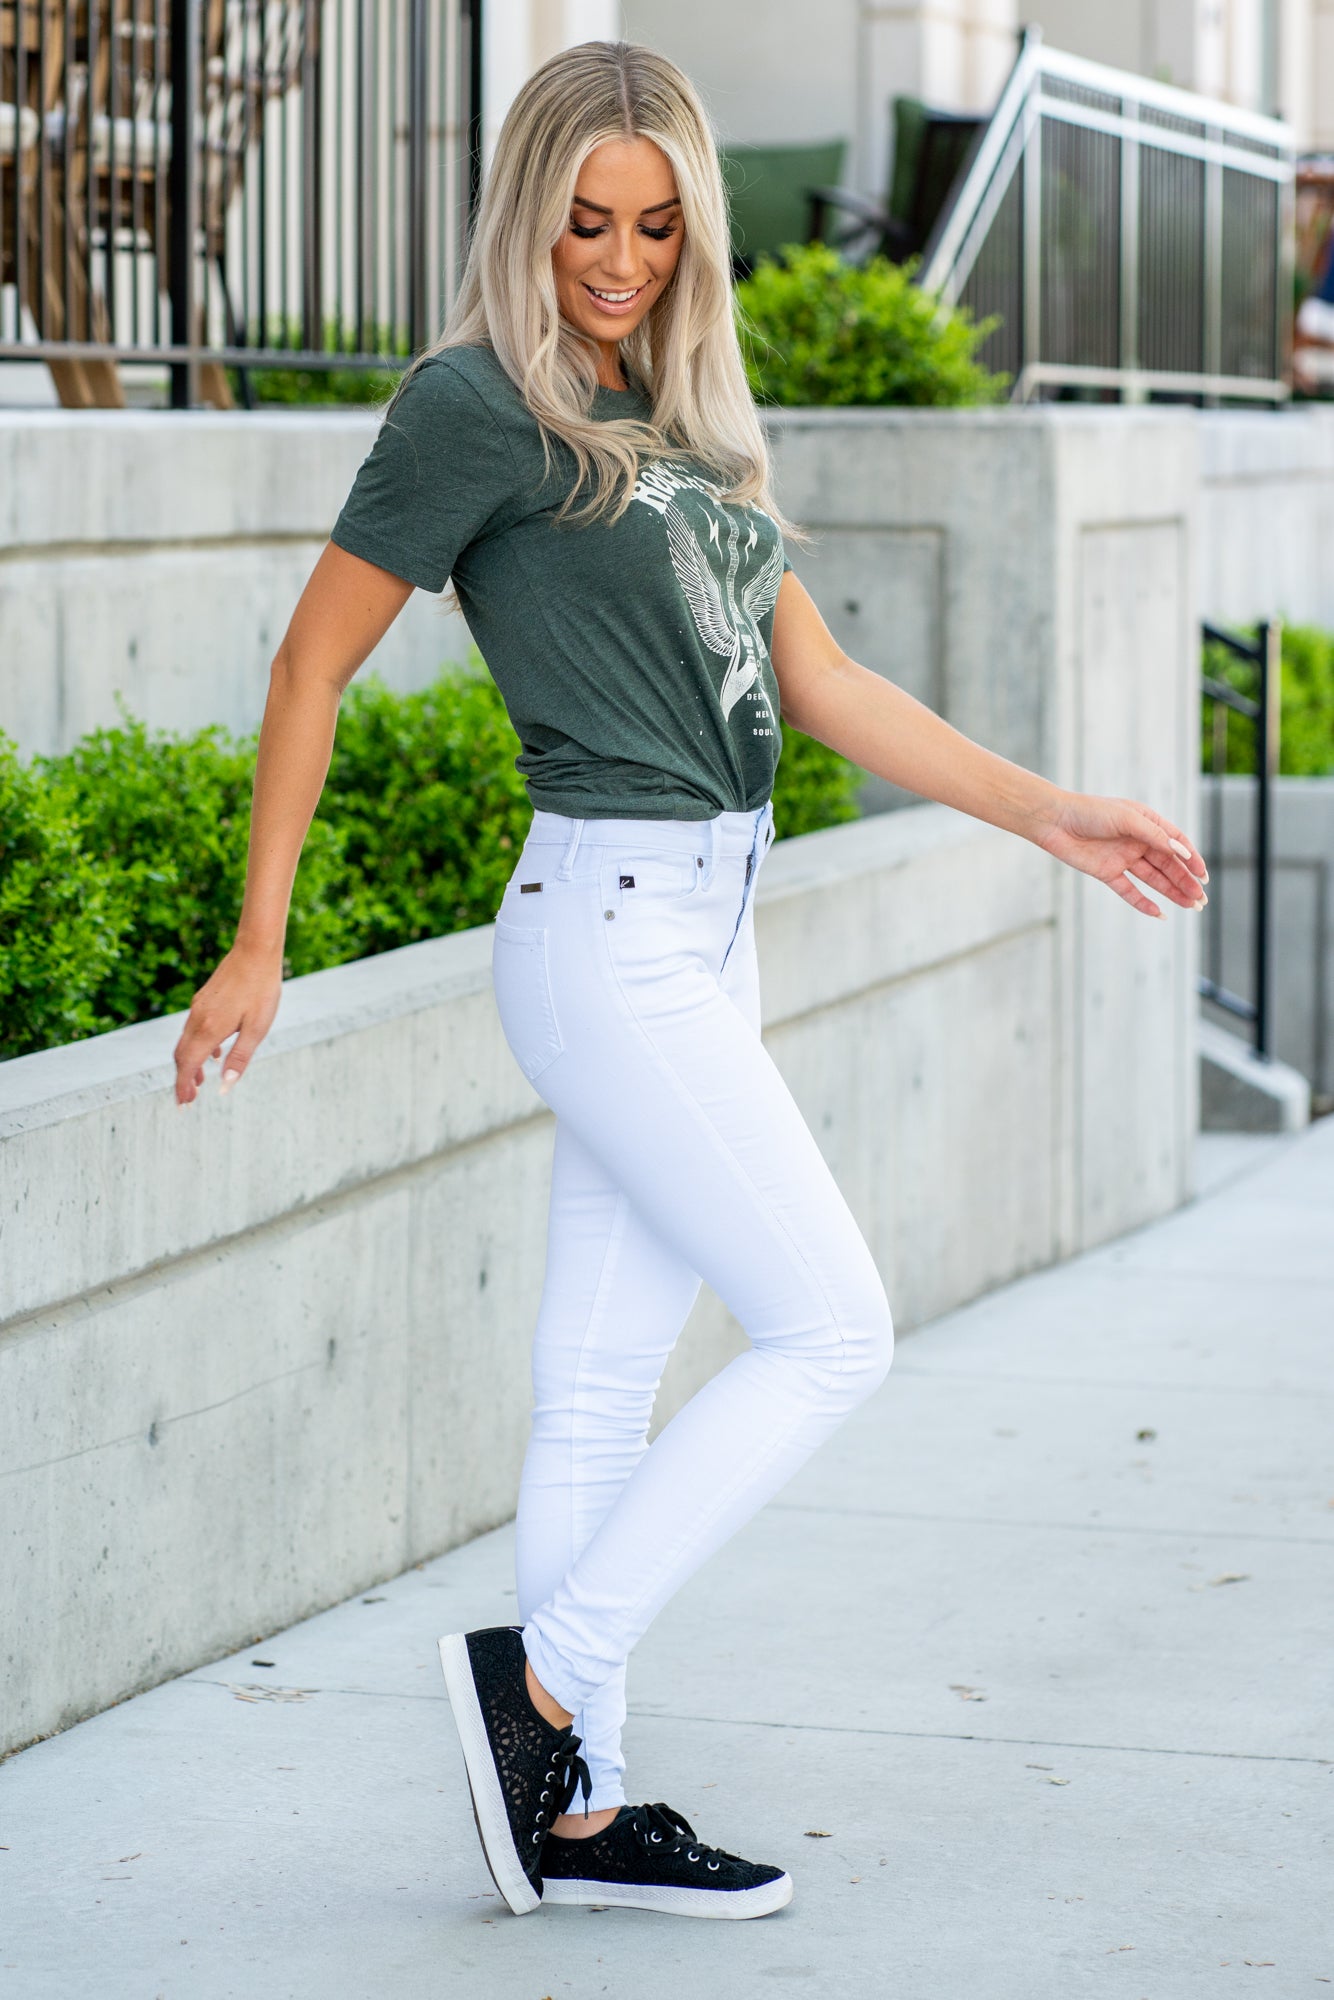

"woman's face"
[552,136,684,379]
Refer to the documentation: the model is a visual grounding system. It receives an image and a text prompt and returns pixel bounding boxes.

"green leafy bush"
[1201,623,1334,776]
[771,726,864,836]
[0,737,133,1058]
[315,668,535,955]
[225,318,408,407]
[0,659,862,1061]
[736,241,1010,408]
[33,698,353,1030]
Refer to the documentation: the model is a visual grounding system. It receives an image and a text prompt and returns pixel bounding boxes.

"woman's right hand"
[173,940,285,1106]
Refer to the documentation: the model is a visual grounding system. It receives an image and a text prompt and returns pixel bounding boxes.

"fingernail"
[220,1069,241,1096]
[1194,895,1207,910]
[1168,837,1192,860]
[177,1098,189,1110]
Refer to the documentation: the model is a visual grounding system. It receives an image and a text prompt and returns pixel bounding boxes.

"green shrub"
[314,665,535,955]
[1201,623,1334,776]
[736,241,1010,408]
[224,318,408,407]
[232,363,406,408]
[0,659,862,1060]
[32,697,354,1030]
[771,725,863,835]
[0,735,133,1059]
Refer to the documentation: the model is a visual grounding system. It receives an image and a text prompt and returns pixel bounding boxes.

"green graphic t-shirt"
[330,343,791,820]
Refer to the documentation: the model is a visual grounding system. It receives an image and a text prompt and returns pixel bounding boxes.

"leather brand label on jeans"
[619,875,636,889]
[520,882,543,893]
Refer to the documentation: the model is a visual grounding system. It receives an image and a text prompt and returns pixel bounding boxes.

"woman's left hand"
[1035,791,1208,919]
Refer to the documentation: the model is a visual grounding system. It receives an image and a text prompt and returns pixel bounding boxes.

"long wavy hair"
[395,39,793,534]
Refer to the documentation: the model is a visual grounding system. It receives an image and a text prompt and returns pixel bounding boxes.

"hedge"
[736,242,1010,409]
[0,657,862,1062]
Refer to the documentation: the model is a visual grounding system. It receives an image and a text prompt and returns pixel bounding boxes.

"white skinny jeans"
[492,799,895,1811]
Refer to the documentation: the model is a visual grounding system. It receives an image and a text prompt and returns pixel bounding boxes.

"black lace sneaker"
[438,1625,591,1916]
[540,1800,793,1919]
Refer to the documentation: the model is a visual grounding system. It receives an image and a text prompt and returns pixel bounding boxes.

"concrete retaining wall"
[0,411,474,757]
[1,400,1205,1756]
[5,404,1332,765]
[0,799,1199,1758]
[1199,405,1334,632]
[0,400,1218,776]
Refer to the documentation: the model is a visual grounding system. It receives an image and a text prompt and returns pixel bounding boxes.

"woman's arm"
[172,543,414,1106]
[770,569,1208,919]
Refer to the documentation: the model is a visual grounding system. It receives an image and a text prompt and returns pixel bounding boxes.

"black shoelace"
[531,1729,593,1842]
[626,1800,746,1870]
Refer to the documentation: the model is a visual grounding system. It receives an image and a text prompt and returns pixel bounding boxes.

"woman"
[173,40,1207,1923]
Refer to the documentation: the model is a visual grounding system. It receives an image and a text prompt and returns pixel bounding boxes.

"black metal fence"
[918,27,1295,405]
[0,0,482,405]
[1199,618,1281,1060]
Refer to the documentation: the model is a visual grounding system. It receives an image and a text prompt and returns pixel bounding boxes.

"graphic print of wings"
[740,527,785,628]
[665,502,736,660]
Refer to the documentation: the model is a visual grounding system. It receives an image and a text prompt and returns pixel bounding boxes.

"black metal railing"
[917,26,1295,405]
[0,0,482,405]
[1199,618,1281,1060]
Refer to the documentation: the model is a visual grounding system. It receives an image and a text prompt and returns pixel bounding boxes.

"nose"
[597,226,643,283]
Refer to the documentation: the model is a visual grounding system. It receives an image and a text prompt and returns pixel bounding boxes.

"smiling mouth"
[582,281,650,311]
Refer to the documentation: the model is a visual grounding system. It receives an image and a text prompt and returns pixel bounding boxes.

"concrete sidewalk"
[3,1124,1331,1999]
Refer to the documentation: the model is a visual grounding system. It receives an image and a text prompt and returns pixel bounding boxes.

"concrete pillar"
[483,0,620,163]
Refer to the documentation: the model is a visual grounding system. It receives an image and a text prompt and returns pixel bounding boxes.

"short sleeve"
[330,356,517,593]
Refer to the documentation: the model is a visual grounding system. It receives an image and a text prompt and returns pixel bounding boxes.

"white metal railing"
[918,25,1296,405]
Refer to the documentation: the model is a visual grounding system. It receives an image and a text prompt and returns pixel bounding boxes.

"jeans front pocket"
[492,917,564,1082]
[602,849,701,910]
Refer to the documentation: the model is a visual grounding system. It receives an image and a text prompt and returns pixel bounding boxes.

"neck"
[596,338,628,391]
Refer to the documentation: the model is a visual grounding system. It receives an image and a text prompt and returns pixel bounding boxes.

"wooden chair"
[38,0,310,407]
[0,2,101,401]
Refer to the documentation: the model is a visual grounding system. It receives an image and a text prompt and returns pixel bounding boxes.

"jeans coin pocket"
[603,851,700,908]
[492,918,563,1082]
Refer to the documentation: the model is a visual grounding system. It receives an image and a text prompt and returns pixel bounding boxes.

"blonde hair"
[398,39,794,534]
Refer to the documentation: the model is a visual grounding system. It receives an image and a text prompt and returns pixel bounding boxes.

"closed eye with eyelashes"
[569,220,678,241]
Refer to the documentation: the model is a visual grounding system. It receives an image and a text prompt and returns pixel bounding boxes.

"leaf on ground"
[1046,1777,1072,1786]
[1244,1961,1276,1967]
[949,1684,987,1701]
[1209,1573,1251,1587]
[804,1829,832,1838]
[226,1682,316,1702]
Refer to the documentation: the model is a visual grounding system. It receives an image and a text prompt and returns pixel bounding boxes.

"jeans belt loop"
[703,811,720,889]
[556,816,584,881]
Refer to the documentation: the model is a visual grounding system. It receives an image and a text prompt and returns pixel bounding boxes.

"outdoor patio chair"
[807,95,985,266]
[719,138,847,279]
[36,0,309,406]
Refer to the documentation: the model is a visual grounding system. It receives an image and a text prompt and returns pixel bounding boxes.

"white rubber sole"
[541,1869,794,1919]
[437,1632,542,1917]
